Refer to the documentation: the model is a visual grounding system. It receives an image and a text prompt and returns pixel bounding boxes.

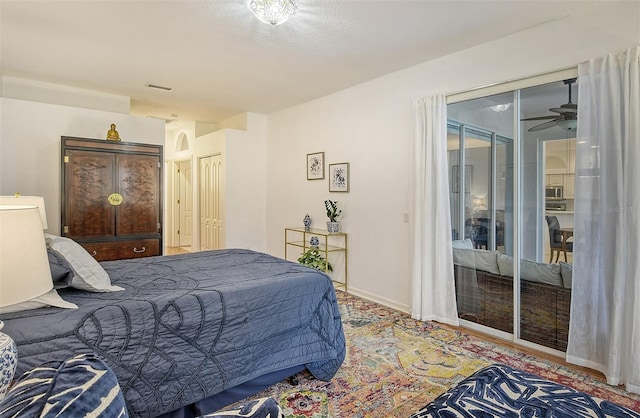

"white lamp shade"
[0,205,53,307]
[0,195,48,229]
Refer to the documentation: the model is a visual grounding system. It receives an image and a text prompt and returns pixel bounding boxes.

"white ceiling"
[0,0,609,123]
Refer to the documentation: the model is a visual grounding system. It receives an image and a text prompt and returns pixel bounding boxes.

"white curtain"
[567,46,640,394]
[411,95,459,326]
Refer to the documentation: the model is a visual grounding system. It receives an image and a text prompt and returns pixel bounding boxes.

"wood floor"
[448,323,606,382]
[165,246,191,256]
[545,250,573,264]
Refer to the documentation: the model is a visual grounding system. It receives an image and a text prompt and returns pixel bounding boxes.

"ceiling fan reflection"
[522,78,577,132]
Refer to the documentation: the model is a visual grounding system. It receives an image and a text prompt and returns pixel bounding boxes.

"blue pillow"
[199,397,283,418]
[0,353,128,418]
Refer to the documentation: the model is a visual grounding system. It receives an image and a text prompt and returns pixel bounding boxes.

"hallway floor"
[165,246,191,256]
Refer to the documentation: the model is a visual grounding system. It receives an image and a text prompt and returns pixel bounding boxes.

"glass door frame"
[448,120,512,252]
[447,68,577,356]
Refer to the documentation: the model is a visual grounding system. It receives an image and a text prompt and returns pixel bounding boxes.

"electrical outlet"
[403,213,409,223]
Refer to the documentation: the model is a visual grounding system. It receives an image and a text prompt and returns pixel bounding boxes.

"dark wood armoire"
[61,136,163,261]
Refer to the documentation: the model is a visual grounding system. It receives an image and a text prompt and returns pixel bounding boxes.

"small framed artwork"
[307,152,325,180]
[329,162,350,192]
[451,164,472,193]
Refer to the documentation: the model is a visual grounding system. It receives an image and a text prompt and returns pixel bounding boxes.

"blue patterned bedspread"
[411,363,640,417]
[1,249,346,418]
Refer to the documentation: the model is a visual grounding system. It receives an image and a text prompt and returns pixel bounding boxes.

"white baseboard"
[342,286,410,315]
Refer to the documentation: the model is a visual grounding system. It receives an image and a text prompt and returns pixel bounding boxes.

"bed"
[0,247,346,418]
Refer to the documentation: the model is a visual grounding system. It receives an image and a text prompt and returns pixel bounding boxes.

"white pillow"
[452,238,474,249]
[44,234,124,293]
[497,253,562,287]
[452,248,500,275]
[559,262,573,288]
[521,259,562,287]
[0,289,77,314]
[497,253,514,276]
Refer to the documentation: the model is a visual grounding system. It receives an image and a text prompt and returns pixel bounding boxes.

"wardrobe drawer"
[80,239,160,261]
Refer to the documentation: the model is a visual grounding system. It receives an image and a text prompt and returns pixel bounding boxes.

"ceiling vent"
[145,83,173,92]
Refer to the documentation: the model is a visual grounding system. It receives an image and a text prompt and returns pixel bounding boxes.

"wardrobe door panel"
[64,149,116,238]
[116,154,160,237]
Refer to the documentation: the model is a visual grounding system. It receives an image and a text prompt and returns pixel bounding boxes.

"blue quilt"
[1,249,346,418]
[411,363,640,418]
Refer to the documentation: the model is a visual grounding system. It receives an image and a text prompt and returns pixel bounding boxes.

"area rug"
[249,291,640,417]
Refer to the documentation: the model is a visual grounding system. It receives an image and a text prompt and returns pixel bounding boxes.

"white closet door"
[199,154,223,250]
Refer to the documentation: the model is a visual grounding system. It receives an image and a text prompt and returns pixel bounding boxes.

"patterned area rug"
[249,291,640,417]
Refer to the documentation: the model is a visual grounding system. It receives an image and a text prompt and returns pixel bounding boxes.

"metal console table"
[284,227,348,291]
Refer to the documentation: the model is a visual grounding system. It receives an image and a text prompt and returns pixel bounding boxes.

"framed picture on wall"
[329,162,350,192]
[307,152,325,180]
[451,164,472,193]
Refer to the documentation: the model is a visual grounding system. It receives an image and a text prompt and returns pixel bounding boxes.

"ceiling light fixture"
[146,115,177,124]
[145,83,173,92]
[490,103,512,112]
[249,0,297,26]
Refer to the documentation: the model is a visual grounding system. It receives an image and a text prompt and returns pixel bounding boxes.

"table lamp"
[0,195,48,229]
[0,204,54,400]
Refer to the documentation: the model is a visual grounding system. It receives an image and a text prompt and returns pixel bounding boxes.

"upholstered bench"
[410,364,640,418]
[0,354,283,418]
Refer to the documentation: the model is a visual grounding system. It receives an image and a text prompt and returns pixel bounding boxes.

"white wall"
[0,97,165,235]
[224,113,267,251]
[2,76,130,114]
[265,2,640,312]
[267,80,414,312]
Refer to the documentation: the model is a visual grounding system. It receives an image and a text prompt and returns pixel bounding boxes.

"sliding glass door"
[448,80,575,353]
[448,92,515,335]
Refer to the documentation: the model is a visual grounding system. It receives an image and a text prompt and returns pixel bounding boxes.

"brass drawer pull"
[133,246,146,253]
[91,251,97,257]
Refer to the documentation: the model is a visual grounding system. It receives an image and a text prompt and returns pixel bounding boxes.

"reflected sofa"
[452,239,573,351]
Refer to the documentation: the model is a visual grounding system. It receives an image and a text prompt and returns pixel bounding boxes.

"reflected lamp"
[472,196,487,214]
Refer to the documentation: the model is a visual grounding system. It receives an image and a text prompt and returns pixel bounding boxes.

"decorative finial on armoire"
[106,123,121,141]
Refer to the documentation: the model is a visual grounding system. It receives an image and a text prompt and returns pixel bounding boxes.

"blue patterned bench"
[0,353,282,418]
[411,364,640,418]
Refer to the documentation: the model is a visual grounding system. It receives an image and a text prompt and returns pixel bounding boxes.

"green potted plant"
[324,199,342,233]
[298,248,333,272]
